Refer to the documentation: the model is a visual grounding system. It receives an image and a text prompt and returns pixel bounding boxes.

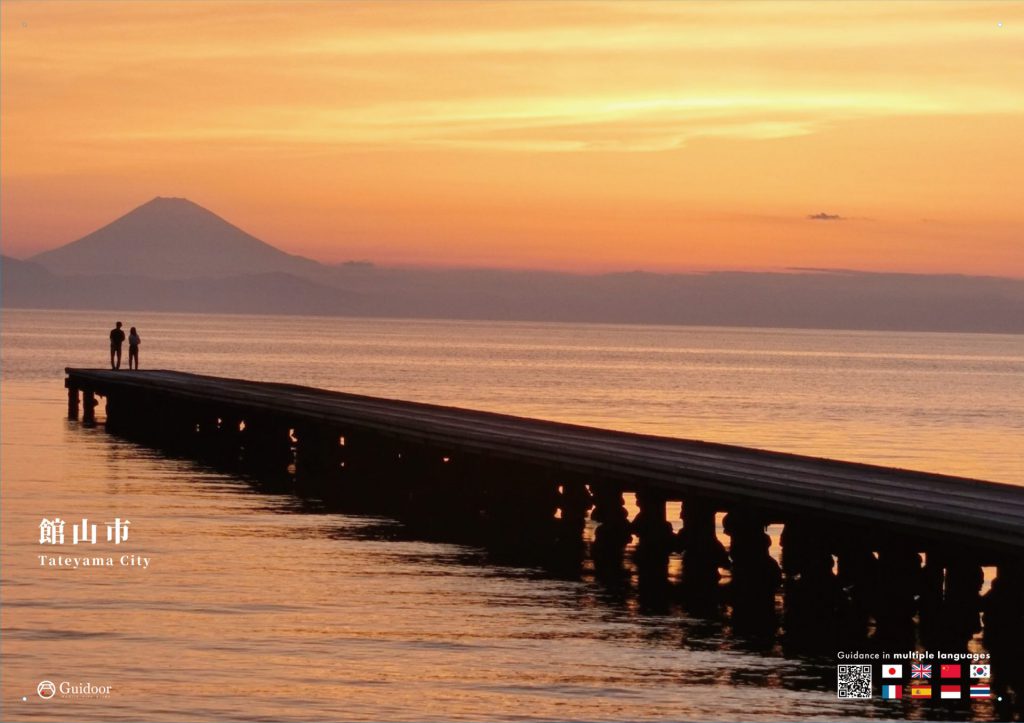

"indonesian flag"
[941,685,961,699]
[970,664,991,678]
[940,664,961,678]
[882,664,903,678]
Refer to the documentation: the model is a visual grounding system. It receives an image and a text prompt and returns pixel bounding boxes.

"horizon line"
[5,251,1024,282]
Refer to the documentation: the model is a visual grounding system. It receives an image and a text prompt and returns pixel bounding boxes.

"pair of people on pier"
[109,321,142,370]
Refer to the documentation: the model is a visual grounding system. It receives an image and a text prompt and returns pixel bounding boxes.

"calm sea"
[2,308,1022,722]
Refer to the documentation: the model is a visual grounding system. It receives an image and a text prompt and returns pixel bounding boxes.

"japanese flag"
[882,664,903,678]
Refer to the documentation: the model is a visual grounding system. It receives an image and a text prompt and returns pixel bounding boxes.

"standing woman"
[128,327,141,370]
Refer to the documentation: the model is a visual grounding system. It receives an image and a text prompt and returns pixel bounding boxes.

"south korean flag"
[970,664,991,679]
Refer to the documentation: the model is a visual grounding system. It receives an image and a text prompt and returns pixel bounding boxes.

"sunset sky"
[1,1,1021,275]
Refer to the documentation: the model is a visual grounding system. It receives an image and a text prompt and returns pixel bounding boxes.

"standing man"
[109,321,126,370]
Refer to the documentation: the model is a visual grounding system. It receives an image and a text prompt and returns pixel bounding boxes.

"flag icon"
[910,684,932,699]
[941,685,961,699]
[882,685,903,700]
[941,664,961,678]
[912,663,932,679]
[970,685,990,698]
[882,664,903,678]
[970,664,991,679]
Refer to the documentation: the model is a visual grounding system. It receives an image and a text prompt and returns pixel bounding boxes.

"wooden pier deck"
[65,368,1024,557]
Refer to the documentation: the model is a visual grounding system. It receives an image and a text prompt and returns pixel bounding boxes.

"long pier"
[65,368,1024,666]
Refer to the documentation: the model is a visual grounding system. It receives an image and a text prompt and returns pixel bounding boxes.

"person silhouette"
[128,326,141,370]
[109,321,125,370]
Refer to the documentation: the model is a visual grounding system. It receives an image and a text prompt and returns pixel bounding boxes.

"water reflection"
[60,410,1010,722]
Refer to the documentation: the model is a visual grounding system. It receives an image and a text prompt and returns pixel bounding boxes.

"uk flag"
[911,664,933,679]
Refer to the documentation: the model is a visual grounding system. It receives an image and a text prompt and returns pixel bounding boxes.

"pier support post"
[192,410,224,455]
[240,418,293,472]
[834,535,877,637]
[780,521,836,588]
[295,425,343,480]
[983,562,1024,717]
[918,550,945,631]
[983,562,1024,649]
[631,489,674,606]
[679,497,726,588]
[723,511,780,599]
[556,480,592,546]
[81,390,97,424]
[918,551,985,649]
[940,556,984,645]
[191,412,244,464]
[872,541,922,646]
[67,386,79,420]
[103,393,123,430]
[104,391,151,439]
[482,475,560,552]
[217,414,245,462]
[590,484,632,554]
[162,401,201,449]
[633,489,674,553]
[110,390,154,440]
[345,434,414,511]
[723,510,781,633]
[399,446,482,539]
[780,520,839,644]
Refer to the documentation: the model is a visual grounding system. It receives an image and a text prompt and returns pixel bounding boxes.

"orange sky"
[1,1,1022,274]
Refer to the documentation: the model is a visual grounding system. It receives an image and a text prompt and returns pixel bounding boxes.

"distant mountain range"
[30,197,321,279]
[4,197,1023,333]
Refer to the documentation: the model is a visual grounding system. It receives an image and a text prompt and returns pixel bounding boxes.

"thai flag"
[970,685,990,698]
[911,664,932,679]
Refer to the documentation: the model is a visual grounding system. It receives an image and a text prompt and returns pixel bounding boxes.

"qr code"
[837,665,872,699]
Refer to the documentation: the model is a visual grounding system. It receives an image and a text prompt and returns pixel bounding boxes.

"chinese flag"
[941,664,961,678]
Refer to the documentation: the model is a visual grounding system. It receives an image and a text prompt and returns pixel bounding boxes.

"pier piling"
[680,498,726,587]
[66,385,79,420]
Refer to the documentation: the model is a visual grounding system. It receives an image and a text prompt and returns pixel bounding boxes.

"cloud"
[807,212,844,221]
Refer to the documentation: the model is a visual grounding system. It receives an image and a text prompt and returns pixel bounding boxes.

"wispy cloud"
[3,2,1020,155]
[93,91,960,154]
[807,212,844,221]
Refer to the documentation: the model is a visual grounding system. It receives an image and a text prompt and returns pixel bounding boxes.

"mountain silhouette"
[30,197,321,279]
[7,198,1024,333]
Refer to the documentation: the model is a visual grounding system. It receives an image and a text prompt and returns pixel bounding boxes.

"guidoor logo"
[37,681,56,700]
